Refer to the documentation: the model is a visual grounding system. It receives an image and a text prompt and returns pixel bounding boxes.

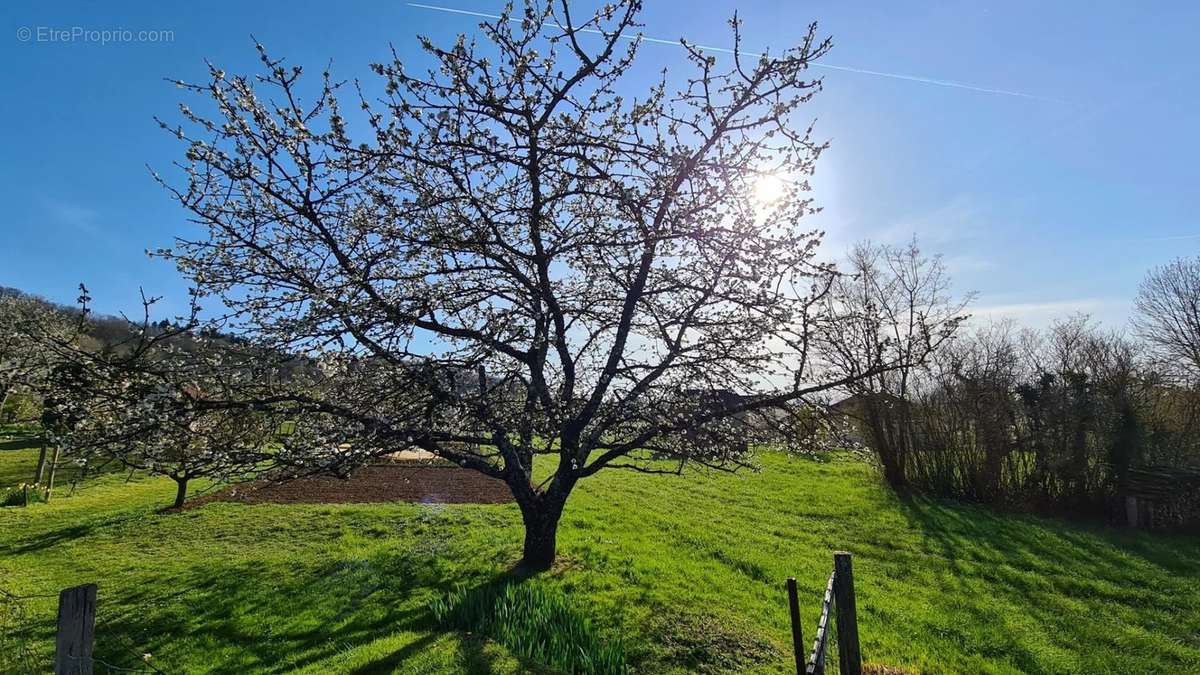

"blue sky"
[2,1,1197,328]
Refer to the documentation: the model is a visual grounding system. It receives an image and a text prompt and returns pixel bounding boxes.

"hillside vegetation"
[1,444,1198,674]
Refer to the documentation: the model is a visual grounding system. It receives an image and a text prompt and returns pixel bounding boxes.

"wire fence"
[0,585,51,672]
[0,582,167,675]
[786,552,860,675]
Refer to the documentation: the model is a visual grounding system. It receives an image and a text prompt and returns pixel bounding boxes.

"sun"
[753,172,786,205]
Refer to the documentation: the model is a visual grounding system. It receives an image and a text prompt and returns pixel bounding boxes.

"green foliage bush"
[431,579,626,674]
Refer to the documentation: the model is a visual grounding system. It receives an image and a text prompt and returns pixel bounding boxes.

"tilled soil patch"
[194,463,514,506]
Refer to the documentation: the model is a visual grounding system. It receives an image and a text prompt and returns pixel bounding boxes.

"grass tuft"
[431,578,627,674]
[645,610,779,673]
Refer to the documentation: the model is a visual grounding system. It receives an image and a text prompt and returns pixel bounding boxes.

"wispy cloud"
[973,299,1107,316]
[941,254,998,275]
[871,198,983,247]
[44,200,101,234]
[406,3,1054,101]
[1135,232,1200,242]
[969,297,1128,328]
[819,196,986,260]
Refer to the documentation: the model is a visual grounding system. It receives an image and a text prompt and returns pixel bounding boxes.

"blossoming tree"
[151,0,959,569]
[34,294,281,508]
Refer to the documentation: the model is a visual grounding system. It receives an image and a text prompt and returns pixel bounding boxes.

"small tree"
[71,396,275,509]
[816,240,970,488]
[0,293,70,424]
[1134,257,1200,380]
[154,0,957,569]
[34,295,277,509]
[0,295,32,417]
[37,364,90,492]
[0,291,80,483]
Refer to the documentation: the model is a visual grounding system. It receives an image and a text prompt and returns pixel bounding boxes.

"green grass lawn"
[0,434,118,498]
[1,445,1198,674]
[0,434,43,487]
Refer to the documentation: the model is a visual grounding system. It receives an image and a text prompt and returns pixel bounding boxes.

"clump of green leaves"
[431,579,626,674]
[0,484,45,507]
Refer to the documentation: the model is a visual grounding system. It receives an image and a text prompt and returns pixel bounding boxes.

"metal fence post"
[833,552,861,675]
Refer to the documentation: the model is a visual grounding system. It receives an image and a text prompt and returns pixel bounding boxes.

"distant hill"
[1,285,249,354]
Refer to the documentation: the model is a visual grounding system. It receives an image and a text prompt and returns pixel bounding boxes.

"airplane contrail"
[406,2,1053,101]
[1139,233,1200,242]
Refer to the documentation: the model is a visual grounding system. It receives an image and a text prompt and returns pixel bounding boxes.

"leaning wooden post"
[34,434,49,484]
[833,552,861,675]
[46,446,62,502]
[786,577,805,675]
[54,584,96,675]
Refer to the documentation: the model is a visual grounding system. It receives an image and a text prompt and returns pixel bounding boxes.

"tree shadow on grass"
[2,509,150,555]
[343,631,548,675]
[3,522,96,555]
[90,550,470,673]
[898,496,1200,587]
[893,495,1200,673]
[0,437,39,451]
[89,557,556,674]
[452,631,554,675]
[342,632,441,675]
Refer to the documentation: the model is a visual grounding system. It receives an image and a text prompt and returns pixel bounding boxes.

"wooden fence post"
[46,446,62,502]
[786,577,805,675]
[54,584,96,675]
[833,552,861,675]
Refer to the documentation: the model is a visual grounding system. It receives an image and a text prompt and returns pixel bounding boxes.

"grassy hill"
[1,442,1198,674]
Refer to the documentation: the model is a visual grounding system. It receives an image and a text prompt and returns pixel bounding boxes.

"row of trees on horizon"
[834,251,1200,529]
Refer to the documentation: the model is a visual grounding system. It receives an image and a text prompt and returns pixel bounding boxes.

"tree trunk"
[172,477,189,510]
[866,402,908,489]
[517,495,566,572]
[879,455,907,489]
[34,435,49,484]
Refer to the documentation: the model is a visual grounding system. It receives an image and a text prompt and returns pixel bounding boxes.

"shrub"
[430,579,626,674]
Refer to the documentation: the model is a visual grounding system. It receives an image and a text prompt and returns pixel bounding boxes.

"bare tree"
[817,240,970,487]
[151,1,949,569]
[1134,257,1200,380]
